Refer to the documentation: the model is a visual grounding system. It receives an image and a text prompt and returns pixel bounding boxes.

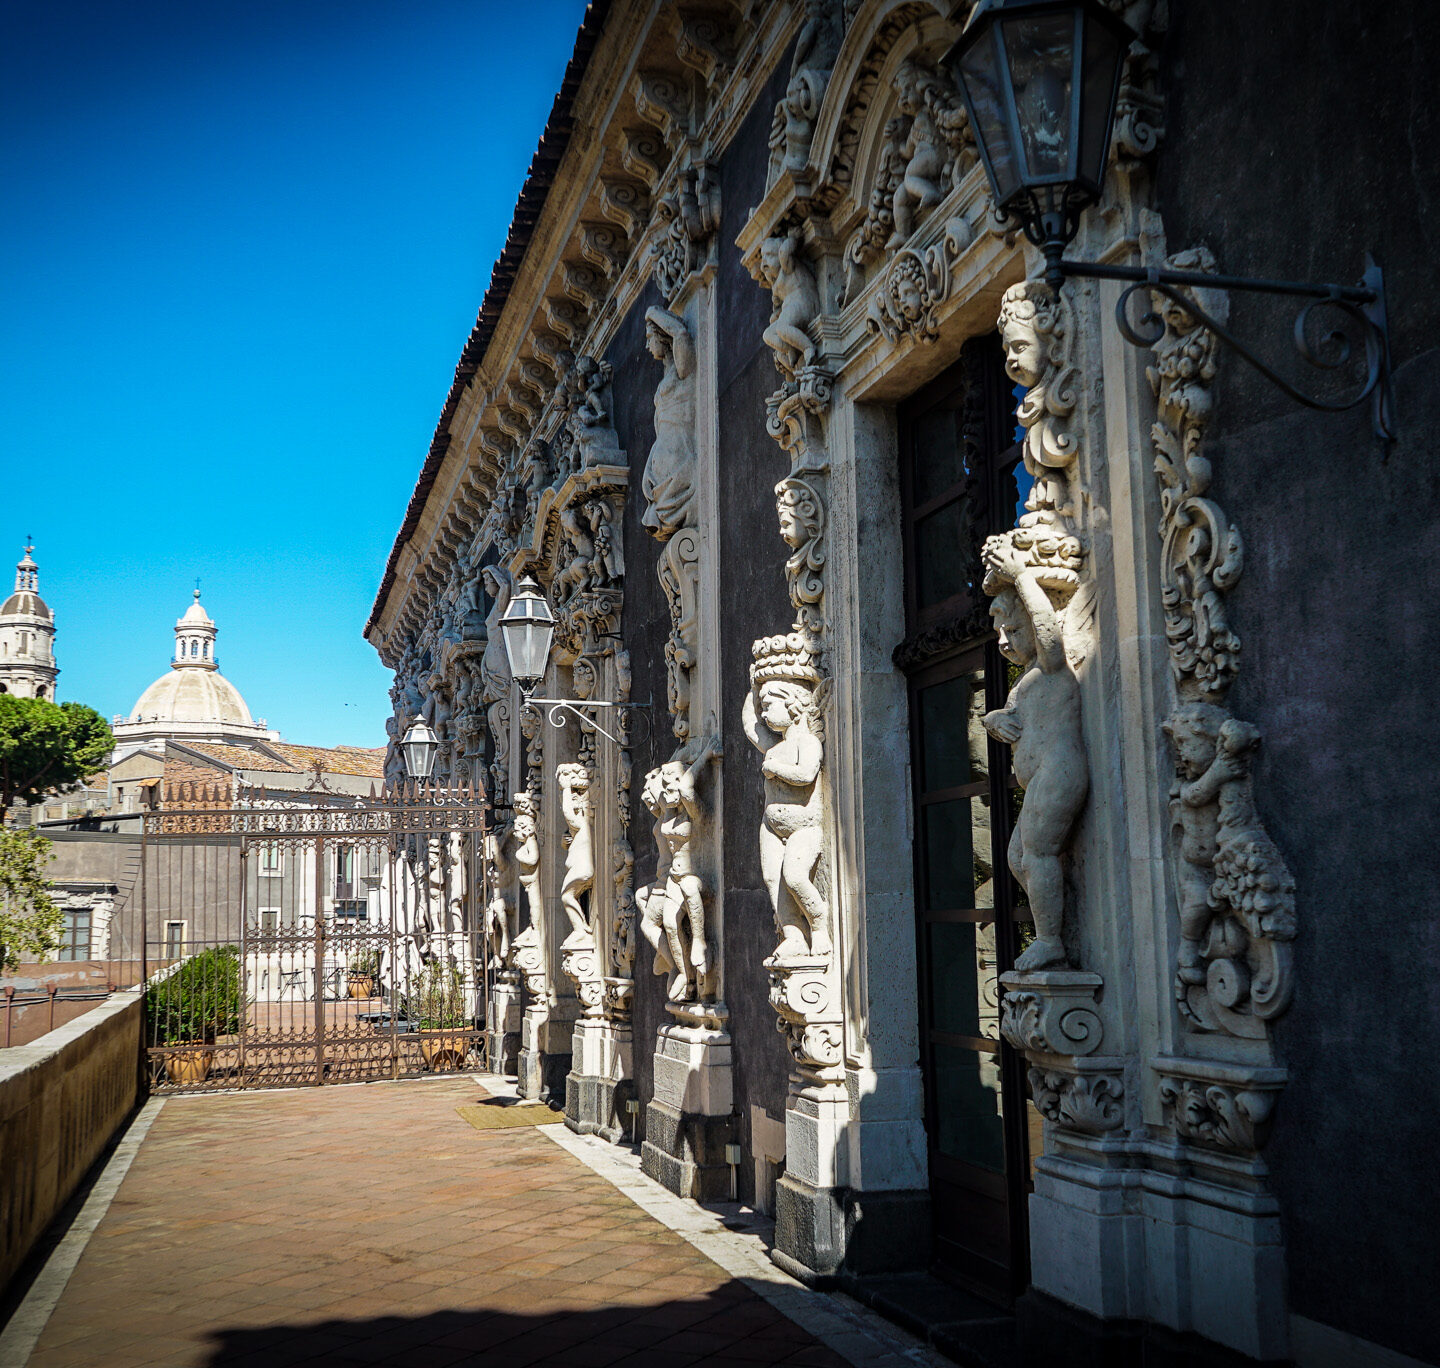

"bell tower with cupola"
[0,542,59,700]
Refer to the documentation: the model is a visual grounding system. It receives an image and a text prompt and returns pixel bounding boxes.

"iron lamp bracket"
[519,694,652,746]
[1055,253,1397,449]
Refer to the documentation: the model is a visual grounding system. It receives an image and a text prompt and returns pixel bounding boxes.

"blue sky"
[1,0,588,747]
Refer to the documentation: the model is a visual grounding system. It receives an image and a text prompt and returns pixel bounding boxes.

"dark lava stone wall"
[715,52,798,1205]
[1155,4,1440,1360]
[608,278,667,1133]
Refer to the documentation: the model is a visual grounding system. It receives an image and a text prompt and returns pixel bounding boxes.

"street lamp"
[946,0,1396,445]
[950,0,1131,292]
[496,576,647,745]
[401,718,439,780]
[498,576,555,696]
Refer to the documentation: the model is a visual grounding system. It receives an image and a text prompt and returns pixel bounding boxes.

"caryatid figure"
[980,533,1088,972]
[743,642,830,960]
[641,306,697,539]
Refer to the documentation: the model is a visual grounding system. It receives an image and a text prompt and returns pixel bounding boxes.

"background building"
[0,543,58,699]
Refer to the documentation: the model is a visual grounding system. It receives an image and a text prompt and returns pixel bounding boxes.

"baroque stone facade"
[364,4,1440,1365]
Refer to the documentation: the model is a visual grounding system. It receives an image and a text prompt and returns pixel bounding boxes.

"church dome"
[1,547,51,621]
[128,666,255,727]
[112,589,270,752]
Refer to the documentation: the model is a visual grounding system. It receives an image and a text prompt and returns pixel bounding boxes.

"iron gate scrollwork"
[140,779,490,1093]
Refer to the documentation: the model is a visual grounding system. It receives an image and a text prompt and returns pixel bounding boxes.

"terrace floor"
[6,1076,940,1368]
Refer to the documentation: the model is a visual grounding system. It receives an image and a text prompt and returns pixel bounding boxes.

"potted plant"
[346,948,381,998]
[145,945,241,1084]
[413,958,470,1071]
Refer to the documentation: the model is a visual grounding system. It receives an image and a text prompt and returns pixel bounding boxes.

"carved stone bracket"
[867,214,976,344]
[764,365,833,474]
[765,954,844,1090]
[512,927,546,1000]
[999,970,1105,1057]
[1028,1059,1126,1136]
[1153,1055,1288,1155]
[560,935,605,1018]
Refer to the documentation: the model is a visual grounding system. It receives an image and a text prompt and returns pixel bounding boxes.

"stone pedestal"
[565,1016,635,1141]
[486,972,522,1077]
[640,1018,735,1200]
[517,1000,577,1103]
[772,1089,850,1280]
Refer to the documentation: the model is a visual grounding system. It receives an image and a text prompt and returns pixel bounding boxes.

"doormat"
[456,1100,561,1131]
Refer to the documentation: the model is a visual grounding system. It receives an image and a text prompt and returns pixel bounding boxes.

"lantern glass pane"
[1078,13,1126,191]
[958,26,1022,204]
[1002,11,1076,181]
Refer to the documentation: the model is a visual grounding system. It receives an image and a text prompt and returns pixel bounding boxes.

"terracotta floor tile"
[22,1079,850,1368]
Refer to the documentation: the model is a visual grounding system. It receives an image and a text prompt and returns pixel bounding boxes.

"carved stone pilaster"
[1149,252,1297,1046]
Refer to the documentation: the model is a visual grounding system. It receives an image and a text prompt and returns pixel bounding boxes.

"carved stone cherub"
[642,306,698,539]
[743,649,830,960]
[981,534,1088,972]
[654,737,721,1002]
[555,503,595,599]
[1164,706,1297,1022]
[511,791,542,939]
[887,58,959,247]
[556,763,595,946]
[586,498,623,585]
[759,227,820,379]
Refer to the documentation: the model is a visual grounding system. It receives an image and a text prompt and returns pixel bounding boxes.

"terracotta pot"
[420,1035,469,1071]
[164,1046,214,1084]
[347,974,375,999]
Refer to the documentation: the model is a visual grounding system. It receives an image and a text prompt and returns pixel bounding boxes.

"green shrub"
[347,948,381,978]
[412,958,467,1030]
[146,945,241,1045]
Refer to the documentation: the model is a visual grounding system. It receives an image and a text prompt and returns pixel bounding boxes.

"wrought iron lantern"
[946,0,1397,445]
[400,718,439,780]
[498,575,555,695]
[949,0,1132,291]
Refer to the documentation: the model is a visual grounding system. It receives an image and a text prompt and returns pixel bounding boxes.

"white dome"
[128,666,254,727]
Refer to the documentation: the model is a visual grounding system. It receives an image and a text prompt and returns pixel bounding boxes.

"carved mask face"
[990,591,1035,667]
[1001,320,1044,388]
[895,273,924,320]
[641,769,664,814]
[659,761,684,805]
[776,494,800,545]
[572,660,595,700]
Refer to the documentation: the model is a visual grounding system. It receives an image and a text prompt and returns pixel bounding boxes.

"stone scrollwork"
[1150,249,1297,1040]
[658,530,700,740]
[999,971,1104,1057]
[776,478,825,636]
[999,281,1080,527]
[652,163,721,304]
[766,0,843,188]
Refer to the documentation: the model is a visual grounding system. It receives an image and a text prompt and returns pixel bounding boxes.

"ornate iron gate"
[140,779,488,1093]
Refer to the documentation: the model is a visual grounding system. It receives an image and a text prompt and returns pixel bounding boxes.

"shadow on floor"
[198,1285,846,1368]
